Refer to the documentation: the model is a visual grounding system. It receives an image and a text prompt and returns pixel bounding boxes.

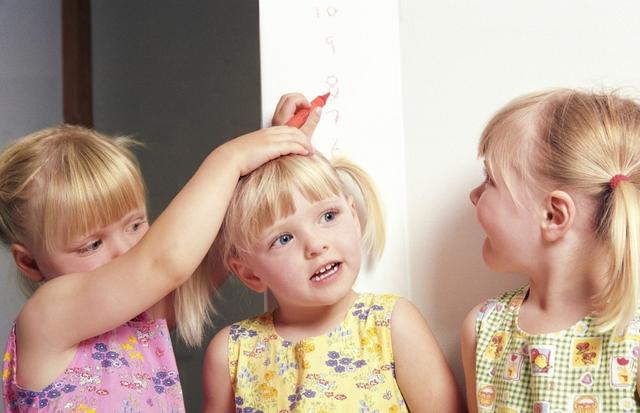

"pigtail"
[595,180,640,334]
[332,156,385,265]
[0,137,33,247]
[0,133,46,296]
[173,248,220,347]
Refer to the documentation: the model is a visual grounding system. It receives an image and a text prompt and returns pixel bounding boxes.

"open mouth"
[310,262,341,282]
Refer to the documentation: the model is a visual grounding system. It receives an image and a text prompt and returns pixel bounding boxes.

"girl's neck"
[272,290,358,343]
[519,251,608,334]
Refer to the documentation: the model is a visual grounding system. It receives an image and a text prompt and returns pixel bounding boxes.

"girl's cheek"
[475,206,492,232]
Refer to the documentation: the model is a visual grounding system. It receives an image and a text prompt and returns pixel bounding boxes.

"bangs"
[229,154,343,256]
[478,92,552,205]
[36,137,146,251]
[479,114,530,197]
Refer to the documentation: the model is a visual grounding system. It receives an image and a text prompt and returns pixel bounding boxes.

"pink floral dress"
[2,313,185,412]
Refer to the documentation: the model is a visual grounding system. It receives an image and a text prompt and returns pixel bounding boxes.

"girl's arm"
[202,326,235,413]
[392,298,464,412]
[18,126,314,359]
[461,304,482,413]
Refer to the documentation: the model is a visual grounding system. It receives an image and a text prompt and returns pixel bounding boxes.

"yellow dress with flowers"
[228,293,408,412]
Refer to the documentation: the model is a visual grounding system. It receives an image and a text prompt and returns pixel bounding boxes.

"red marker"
[286,93,330,128]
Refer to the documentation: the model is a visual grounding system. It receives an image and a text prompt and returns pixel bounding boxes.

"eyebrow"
[68,209,146,246]
[124,209,147,221]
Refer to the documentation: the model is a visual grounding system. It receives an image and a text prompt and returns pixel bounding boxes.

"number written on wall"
[315,3,341,156]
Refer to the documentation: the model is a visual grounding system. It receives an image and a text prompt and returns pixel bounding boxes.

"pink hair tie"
[610,174,630,189]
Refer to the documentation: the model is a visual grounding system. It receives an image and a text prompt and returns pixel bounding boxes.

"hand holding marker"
[286,93,330,128]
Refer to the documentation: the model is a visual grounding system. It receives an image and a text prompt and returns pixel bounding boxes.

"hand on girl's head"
[222,126,314,177]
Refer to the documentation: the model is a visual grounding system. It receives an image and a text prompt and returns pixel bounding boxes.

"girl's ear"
[228,256,268,293]
[10,243,45,282]
[541,190,575,242]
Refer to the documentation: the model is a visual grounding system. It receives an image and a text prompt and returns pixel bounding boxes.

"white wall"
[0,2,62,412]
[399,0,640,391]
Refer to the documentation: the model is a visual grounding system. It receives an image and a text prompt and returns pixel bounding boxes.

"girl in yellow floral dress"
[202,147,462,412]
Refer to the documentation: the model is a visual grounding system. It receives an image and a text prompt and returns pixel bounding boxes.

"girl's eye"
[128,219,148,233]
[320,209,339,223]
[78,239,102,255]
[271,233,293,249]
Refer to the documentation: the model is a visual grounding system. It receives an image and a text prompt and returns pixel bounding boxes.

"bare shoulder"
[461,302,483,346]
[389,297,441,362]
[390,297,441,346]
[390,297,429,332]
[203,325,231,369]
[461,302,484,413]
[15,294,79,389]
[461,302,484,366]
[390,297,464,411]
[202,325,235,412]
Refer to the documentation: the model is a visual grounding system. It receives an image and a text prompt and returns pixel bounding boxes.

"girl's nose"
[304,236,329,259]
[469,183,484,206]
[111,235,136,259]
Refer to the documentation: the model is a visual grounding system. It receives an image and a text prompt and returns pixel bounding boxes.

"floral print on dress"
[475,286,640,412]
[2,313,185,412]
[227,293,407,412]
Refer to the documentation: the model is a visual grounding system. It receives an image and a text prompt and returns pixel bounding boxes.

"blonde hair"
[174,250,217,347]
[480,89,640,334]
[0,125,146,294]
[218,152,385,273]
[0,124,214,347]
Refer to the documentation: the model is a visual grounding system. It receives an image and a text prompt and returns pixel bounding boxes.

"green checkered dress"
[475,286,640,413]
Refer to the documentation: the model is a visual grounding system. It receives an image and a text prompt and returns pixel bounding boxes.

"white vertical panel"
[259,0,409,297]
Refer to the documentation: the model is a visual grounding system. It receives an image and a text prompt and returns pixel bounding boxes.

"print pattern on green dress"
[475,286,640,413]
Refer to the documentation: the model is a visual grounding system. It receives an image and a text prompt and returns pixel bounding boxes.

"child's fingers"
[236,127,312,174]
[281,93,310,110]
[239,139,310,176]
[288,127,314,153]
[272,95,289,120]
[272,93,310,126]
[299,106,322,138]
[274,140,311,157]
[266,127,313,153]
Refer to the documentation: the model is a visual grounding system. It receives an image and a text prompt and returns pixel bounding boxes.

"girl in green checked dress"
[462,89,640,413]
[201,150,462,412]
